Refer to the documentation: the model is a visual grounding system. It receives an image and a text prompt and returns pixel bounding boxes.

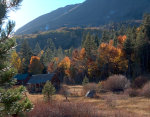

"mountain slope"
[16,0,150,35]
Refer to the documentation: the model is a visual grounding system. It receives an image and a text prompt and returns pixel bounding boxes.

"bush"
[132,76,148,89]
[141,82,150,98]
[83,83,98,94]
[125,88,140,97]
[104,75,130,92]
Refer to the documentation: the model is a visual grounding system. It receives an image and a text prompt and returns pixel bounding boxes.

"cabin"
[13,74,30,85]
[27,73,60,93]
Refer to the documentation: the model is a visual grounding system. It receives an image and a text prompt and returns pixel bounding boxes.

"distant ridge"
[16,0,150,35]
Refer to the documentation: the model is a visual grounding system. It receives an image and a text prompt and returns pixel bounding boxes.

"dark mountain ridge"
[16,0,150,35]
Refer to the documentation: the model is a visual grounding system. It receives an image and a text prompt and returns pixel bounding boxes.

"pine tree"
[20,40,33,73]
[47,38,56,51]
[113,32,118,47]
[100,31,109,43]
[82,76,89,85]
[34,42,41,55]
[0,1,33,116]
[82,33,97,59]
[42,81,56,101]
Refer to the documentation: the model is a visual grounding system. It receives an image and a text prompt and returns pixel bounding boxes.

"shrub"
[132,76,148,89]
[83,83,97,94]
[125,88,140,97]
[104,75,130,92]
[27,101,100,117]
[141,82,150,98]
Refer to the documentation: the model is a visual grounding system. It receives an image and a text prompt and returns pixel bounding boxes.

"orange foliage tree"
[47,57,59,73]
[28,56,44,74]
[99,40,127,74]
[59,57,71,77]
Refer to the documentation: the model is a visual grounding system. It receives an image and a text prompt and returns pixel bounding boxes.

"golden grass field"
[27,85,150,117]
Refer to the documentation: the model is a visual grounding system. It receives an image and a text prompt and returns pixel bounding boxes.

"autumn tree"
[28,56,44,75]
[11,51,22,73]
[99,40,127,77]
[59,56,71,77]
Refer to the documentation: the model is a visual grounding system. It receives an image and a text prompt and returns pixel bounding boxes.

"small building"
[27,73,60,93]
[13,74,30,85]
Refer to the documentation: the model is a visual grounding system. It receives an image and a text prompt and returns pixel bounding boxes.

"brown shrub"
[27,101,144,117]
[104,75,130,92]
[125,88,140,97]
[83,83,98,94]
[27,101,101,117]
[132,76,148,89]
[141,82,150,98]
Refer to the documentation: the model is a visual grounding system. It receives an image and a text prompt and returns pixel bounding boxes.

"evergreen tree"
[123,30,134,78]
[47,38,56,51]
[82,32,97,59]
[34,42,41,55]
[57,46,64,59]
[94,34,100,47]
[100,31,109,43]
[113,32,118,47]
[82,76,89,85]
[20,40,33,73]
[0,1,33,116]
[42,81,56,101]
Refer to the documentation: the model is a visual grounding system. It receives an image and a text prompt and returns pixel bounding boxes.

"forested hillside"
[16,0,150,35]
[14,14,150,82]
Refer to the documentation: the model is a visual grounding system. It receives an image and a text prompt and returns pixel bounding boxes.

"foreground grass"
[27,85,150,117]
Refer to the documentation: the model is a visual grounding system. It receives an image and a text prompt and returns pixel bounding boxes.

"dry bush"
[27,101,101,117]
[104,75,130,92]
[132,76,148,89]
[27,101,144,117]
[125,88,140,97]
[83,83,98,94]
[141,82,150,98]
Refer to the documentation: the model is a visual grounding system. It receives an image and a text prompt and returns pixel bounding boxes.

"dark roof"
[27,74,55,84]
[14,74,29,80]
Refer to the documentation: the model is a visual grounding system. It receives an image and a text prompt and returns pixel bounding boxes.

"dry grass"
[27,85,150,117]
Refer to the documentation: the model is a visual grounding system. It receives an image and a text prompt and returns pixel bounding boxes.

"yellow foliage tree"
[99,40,127,73]
[59,57,71,76]
[11,51,22,73]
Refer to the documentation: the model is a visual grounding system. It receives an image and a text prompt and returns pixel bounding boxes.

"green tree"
[42,81,56,101]
[82,33,97,59]
[47,38,56,51]
[0,0,33,116]
[82,76,89,85]
[20,40,33,73]
[34,42,41,55]
[123,28,135,78]
[0,86,33,117]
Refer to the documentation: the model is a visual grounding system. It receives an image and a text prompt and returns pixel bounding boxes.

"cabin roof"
[14,74,29,80]
[27,74,55,84]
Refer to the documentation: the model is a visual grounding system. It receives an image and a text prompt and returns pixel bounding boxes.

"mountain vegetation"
[16,0,150,35]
